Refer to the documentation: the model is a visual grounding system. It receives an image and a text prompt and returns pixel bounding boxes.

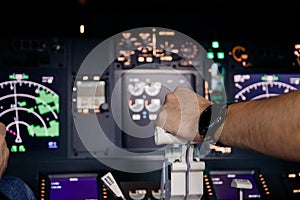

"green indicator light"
[212,41,219,48]
[23,74,29,79]
[19,145,26,152]
[11,145,18,152]
[217,52,225,59]
[9,74,15,79]
[207,52,214,59]
[261,75,279,81]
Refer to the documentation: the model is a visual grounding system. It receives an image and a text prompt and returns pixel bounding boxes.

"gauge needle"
[152,31,157,56]
[13,82,22,143]
[264,82,270,98]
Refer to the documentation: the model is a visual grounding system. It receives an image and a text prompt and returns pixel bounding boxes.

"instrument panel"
[0,27,299,200]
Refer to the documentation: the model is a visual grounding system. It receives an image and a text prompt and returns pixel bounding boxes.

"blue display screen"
[49,174,99,200]
[233,73,300,102]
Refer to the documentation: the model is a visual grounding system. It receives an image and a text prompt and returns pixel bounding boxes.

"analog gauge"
[119,32,138,51]
[158,41,179,61]
[128,81,145,96]
[144,82,161,96]
[129,190,147,200]
[234,74,300,102]
[159,41,179,55]
[145,99,161,113]
[118,32,138,65]
[135,32,153,53]
[0,73,60,152]
[180,41,198,59]
[128,99,144,113]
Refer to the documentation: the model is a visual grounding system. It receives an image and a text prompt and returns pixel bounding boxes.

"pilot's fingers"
[162,91,177,106]
[154,107,167,129]
[0,136,9,179]
[0,123,5,137]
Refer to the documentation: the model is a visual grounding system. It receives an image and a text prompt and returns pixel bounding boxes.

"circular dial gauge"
[0,73,60,152]
[135,32,153,53]
[144,82,161,96]
[119,32,138,51]
[128,99,144,113]
[159,41,179,55]
[145,99,161,112]
[118,32,138,65]
[128,81,145,96]
[180,41,198,59]
[234,74,300,102]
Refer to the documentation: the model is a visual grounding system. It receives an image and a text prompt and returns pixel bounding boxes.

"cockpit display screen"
[233,73,300,102]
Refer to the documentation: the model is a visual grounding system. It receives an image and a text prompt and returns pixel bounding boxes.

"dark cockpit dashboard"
[0,5,300,200]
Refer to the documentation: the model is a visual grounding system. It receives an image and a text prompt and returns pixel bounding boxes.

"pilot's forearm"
[218,89,300,162]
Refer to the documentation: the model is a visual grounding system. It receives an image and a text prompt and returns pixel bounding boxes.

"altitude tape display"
[72,27,226,173]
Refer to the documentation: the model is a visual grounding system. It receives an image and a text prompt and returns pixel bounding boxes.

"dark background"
[0,1,299,41]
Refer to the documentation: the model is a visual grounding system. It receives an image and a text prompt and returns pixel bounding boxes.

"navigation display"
[0,70,62,153]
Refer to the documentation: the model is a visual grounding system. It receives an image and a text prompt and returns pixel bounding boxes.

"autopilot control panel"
[0,27,300,200]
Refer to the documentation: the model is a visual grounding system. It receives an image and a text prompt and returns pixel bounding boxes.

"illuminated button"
[138,57,145,62]
[207,52,214,59]
[149,114,157,120]
[117,56,125,62]
[132,114,141,121]
[212,41,219,48]
[93,76,100,81]
[293,189,300,193]
[146,57,153,62]
[83,109,89,114]
[217,52,225,59]
[288,173,297,178]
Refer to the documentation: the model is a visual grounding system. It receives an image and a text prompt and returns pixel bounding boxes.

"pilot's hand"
[0,123,9,179]
[155,86,212,142]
